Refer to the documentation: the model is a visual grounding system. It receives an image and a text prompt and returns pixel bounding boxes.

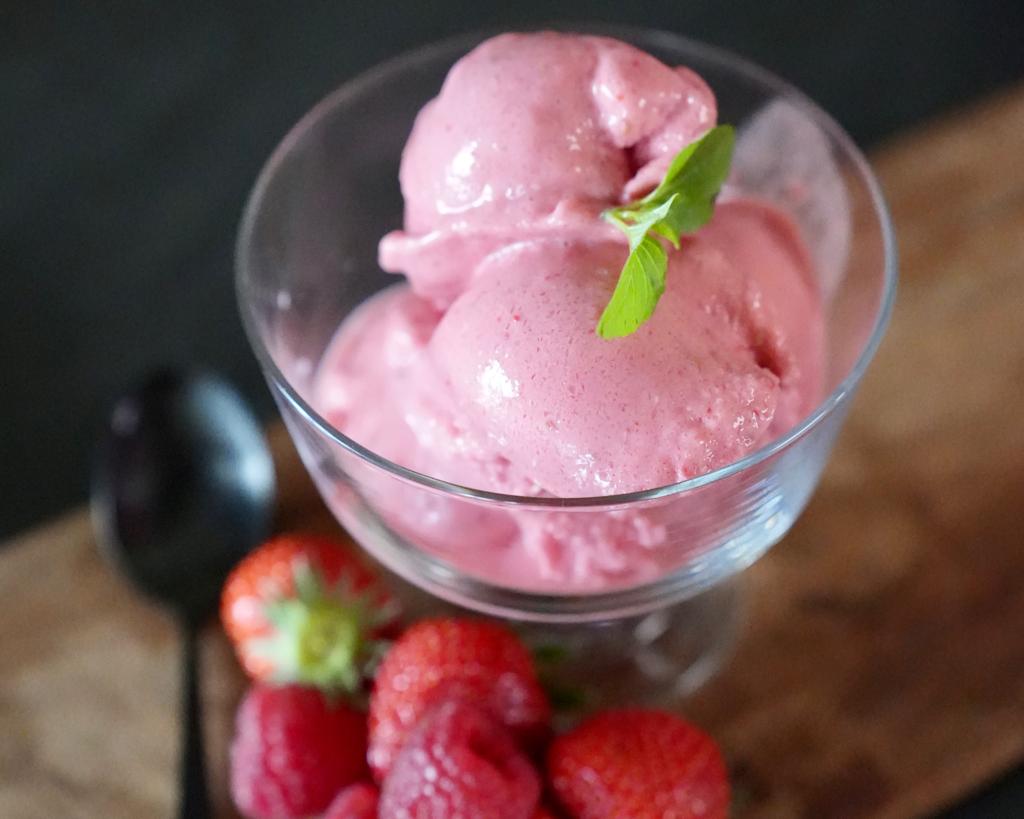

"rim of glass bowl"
[235,26,897,619]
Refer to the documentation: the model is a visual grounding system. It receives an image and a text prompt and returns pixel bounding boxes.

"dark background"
[3,2,1024,815]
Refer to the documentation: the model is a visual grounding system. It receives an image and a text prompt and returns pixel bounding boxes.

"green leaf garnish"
[596,125,736,339]
[595,234,668,339]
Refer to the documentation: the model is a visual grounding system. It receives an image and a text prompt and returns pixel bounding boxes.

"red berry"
[220,532,397,690]
[547,709,729,819]
[368,618,550,779]
[378,699,541,819]
[230,684,368,819]
[324,782,379,819]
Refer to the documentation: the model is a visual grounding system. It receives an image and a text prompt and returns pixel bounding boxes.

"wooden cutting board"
[3,83,1023,819]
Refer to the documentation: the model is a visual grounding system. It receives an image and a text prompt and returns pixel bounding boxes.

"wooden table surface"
[3,84,1024,819]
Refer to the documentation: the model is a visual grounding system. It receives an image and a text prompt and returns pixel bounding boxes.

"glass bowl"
[236,25,896,700]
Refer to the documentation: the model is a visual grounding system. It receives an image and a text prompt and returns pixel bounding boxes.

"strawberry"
[368,618,551,779]
[324,782,379,819]
[378,699,541,819]
[547,709,729,819]
[221,532,397,690]
[230,683,368,819]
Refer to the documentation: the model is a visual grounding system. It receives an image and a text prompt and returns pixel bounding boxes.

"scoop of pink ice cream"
[380,32,716,307]
[312,284,680,589]
[428,200,815,497]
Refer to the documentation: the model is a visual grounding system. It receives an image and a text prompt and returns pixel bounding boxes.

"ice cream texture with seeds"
[312,32,825,589]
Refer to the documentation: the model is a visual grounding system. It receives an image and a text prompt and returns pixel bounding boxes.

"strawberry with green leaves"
[220,533,397,692]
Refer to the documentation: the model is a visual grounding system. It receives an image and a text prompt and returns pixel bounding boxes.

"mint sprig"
[596,125,736,339]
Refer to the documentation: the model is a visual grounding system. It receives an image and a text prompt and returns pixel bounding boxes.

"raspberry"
[230,684,368,819]
[369,618,549,779]
[378,699,541,819]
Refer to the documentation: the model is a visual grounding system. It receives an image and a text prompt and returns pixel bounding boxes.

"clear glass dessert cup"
[236,25,896,704]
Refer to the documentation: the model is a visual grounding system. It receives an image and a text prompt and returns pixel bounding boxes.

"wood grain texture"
[2,84,1023,819]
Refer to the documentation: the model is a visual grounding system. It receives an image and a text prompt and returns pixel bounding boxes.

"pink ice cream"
[311,32,825,591]
[379,32,716,307]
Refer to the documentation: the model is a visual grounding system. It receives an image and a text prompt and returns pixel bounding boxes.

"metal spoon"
[91,369,276,819]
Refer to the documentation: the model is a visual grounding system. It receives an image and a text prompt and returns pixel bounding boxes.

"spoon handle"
[179,623,212,819]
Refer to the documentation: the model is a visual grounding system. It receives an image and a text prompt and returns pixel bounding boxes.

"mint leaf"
[638,139,702,204]
[630,196,681,249]
[655,125,735,205]
[596,125,735,339]
[596,234,668,339]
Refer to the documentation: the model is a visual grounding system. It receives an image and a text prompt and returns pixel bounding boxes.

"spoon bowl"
[92,369,275,620]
